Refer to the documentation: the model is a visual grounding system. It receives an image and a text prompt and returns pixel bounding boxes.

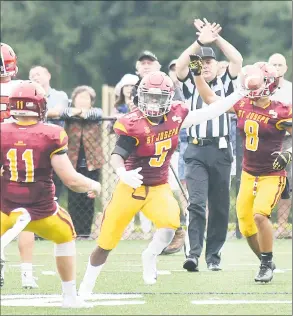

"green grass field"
[1,239,292,315]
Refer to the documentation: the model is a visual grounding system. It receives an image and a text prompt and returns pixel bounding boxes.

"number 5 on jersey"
[149,139,172,168]
[7,148,34,182]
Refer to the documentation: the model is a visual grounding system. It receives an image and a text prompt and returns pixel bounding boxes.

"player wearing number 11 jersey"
[193,61,292,284]
[78,70,255,295]
[0,80,102,308]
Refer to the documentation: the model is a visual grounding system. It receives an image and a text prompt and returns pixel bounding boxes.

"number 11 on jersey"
[7,148,35,182]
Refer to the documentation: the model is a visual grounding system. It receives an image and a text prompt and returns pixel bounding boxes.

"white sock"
[1,247,5,261]
[81,257,104,288]
[62,280,77,297]
[21,263,33,279]
[146,228,175,256]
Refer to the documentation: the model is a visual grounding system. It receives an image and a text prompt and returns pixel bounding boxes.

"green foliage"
[2,0,292,102]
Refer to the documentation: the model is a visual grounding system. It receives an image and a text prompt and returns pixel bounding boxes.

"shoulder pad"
[170,101,189,118]
[114,109,143,136]
[234,98,247,110]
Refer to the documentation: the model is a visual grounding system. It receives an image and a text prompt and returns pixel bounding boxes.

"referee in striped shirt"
[176,20,243,271]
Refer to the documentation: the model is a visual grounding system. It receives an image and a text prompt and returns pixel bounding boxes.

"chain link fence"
[54,85,292,241]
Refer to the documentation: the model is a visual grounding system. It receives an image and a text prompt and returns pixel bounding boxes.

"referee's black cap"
[198,47,217,60]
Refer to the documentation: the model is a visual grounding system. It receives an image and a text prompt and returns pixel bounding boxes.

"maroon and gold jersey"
[114,102,189,186]
[234,98,292,176]
[0,121,68,220]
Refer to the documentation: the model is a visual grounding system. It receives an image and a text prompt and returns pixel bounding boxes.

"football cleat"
[142,249,157,285]
[0,258,5,287]
[62,295,93,308]
[22,276,39,289]
[183,256,199,272]
[255,263,274,283]
[161,228,186,255]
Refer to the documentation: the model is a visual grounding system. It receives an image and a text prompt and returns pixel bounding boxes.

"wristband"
[197,39,205,47]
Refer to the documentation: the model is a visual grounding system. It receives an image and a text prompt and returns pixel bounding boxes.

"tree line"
[2,1,292,104]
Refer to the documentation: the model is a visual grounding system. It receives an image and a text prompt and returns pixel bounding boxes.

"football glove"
[116,167,143,189]
[272,151,292,171]
[189,55,203,76]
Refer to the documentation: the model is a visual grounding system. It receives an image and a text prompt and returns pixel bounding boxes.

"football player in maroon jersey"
[78,69,254,295]
[194,60,292,283]
[0,42,40,289]
[0,80,101,308]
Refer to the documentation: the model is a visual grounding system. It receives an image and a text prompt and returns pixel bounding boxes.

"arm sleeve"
[111,135,137,160]
[85,108,103,120]
[182,91,243,128]
[50,128,69,158]
[178,69,194,83]
[59,107,73,119]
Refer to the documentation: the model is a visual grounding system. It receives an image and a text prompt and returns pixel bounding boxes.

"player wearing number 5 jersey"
[194,61,292,284]
[79,70,255,295]
[0,81,101,308]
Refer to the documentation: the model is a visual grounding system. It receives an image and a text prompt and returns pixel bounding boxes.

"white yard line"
[0,294,145,307]
[191,300,292,305]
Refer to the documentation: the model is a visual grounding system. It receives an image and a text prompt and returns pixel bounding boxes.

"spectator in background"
[161,59,187,255]
[63,85,105,237]
[108,74,139,133]
[114,74,139,110]
[268,53,292,239]
[131,51,162,102]
[29,66,69,200]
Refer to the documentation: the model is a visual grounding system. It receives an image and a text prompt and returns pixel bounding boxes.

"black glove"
[189,55,203,76]
[272,151,292,170]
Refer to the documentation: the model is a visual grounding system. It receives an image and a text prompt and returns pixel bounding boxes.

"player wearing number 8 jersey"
[0,80,102,308]
[194,61,292,284]
[79,70,256,294]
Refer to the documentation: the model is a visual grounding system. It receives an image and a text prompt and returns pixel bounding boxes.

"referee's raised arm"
[176,20,222,81]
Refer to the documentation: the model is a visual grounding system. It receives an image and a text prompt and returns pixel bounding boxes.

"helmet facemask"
[138,87,173,117]
[248,75,279,99]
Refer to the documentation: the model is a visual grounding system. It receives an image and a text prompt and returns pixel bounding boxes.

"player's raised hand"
[194,18,222,45]
[189,55,203,76]
[272,151,292,171]
[87,181,102,198]
[116,166,143,189]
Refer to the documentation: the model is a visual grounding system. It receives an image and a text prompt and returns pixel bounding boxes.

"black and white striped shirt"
[181,69,236,138]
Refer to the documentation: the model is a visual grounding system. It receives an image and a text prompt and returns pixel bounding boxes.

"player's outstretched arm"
[182,90,243,128]
[51,153,101,197]
[195,74,220,104]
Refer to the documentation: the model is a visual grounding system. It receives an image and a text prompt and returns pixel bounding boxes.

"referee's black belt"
[188,136,230,146]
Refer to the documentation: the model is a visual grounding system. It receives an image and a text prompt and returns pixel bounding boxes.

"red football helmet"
[9,81,47,120]
[138,71,174,117]
[1,43,18,78]
[247,62,279,99]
